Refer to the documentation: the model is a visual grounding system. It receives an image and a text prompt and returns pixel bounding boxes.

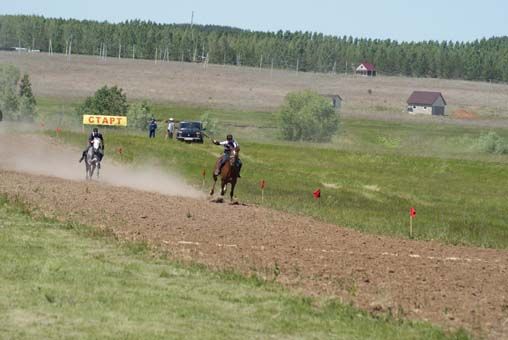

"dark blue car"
[176,121,204,143]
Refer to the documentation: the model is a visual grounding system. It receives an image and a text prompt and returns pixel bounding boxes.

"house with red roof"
[407,91,447,115]
[355,62,376,76]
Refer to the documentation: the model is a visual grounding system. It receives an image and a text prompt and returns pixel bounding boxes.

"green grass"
[36,97,508,248]
[0,196,469,339]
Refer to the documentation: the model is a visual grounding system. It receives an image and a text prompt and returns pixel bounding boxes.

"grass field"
[0,196,470,339]
[35,95,508,249]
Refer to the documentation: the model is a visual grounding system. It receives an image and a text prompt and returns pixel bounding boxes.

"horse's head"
[92,138,101,151]
[229,147,240,166]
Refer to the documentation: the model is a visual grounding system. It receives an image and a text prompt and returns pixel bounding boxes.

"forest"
[1,14,508,82]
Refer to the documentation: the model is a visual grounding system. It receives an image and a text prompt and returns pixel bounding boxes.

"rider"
[213,134,242,178]
[79,127,104,163]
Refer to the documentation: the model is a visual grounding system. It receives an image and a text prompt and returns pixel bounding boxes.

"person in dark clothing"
[149,118,157,138]
[213,134,242,177]
[79,127,104,163]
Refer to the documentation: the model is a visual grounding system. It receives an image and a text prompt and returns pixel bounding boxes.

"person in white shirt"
[212,134,242,177]
[167,118,175,140]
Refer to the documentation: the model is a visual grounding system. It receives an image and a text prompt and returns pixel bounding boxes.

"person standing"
[149,118,157,138]
[167,118,175,140]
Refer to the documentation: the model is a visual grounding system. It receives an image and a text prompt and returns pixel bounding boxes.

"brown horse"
[210,149,240,201]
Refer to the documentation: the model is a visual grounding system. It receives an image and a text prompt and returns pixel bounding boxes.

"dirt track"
[1,134,508,338]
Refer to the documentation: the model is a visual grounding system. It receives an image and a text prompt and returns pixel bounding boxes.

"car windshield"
[180,122,201,129]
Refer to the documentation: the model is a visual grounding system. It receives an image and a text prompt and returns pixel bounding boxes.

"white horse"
[84,138,102,180]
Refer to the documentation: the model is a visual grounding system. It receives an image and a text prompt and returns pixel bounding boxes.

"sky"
[2,0,508,42]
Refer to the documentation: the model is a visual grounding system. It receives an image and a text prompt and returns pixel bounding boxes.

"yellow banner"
[83,115,127,126]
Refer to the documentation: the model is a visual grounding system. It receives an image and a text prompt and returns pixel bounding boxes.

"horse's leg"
[210,175,217,196]
[96,163,100,179]
[230,180,236,201]
[220,179,227,196]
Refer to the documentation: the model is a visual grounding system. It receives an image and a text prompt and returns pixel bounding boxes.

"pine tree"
[19,74,36,105]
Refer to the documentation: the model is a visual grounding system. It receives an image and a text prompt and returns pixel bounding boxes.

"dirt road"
[1,133,507,338]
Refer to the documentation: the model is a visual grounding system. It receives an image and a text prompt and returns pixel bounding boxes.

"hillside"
[1,51,508,123]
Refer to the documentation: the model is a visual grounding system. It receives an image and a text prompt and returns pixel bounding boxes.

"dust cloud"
[0,123,204,198]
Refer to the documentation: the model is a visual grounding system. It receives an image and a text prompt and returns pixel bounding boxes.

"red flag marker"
[410,207,416,218]
[260,179,266,190]
[313,188,321,200]
[409,207,416,238]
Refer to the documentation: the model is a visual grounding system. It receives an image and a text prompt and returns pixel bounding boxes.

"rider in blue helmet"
[213,134,242,178]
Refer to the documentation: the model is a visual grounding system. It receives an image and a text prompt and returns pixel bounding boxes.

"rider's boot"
[237,162,242,178]
[214,158,223,176]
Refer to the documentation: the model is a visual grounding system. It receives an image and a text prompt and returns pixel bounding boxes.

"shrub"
[278,90,339,142]
[77,85,128,116]
[0,64,20,119]
[126,101,151,129]
[475,131,507,154]
[17,96,37,122]
[200,112,219,136]
[19,74,36,106]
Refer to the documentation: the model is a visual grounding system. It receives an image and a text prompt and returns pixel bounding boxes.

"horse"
[84,138,102,180]
[210,148,240,201]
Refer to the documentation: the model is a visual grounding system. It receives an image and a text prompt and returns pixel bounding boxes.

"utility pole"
[48,39,53,55]
[155,47,158,64]
[296,57,299,74]
[259,55,263,70]
[118,42,121,59]
[132,44,135,59]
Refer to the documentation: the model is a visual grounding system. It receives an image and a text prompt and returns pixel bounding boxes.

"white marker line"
[178,241,200,246]
[217,243,238,248]
[161,240,502,266]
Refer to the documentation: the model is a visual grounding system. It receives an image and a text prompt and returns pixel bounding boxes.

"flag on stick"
[313,188,321,200]
[260,179,266,202]
[409,207,416,238]
[410,207,416,218]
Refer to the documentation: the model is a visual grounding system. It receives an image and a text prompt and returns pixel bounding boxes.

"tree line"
[1,14,508,82]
